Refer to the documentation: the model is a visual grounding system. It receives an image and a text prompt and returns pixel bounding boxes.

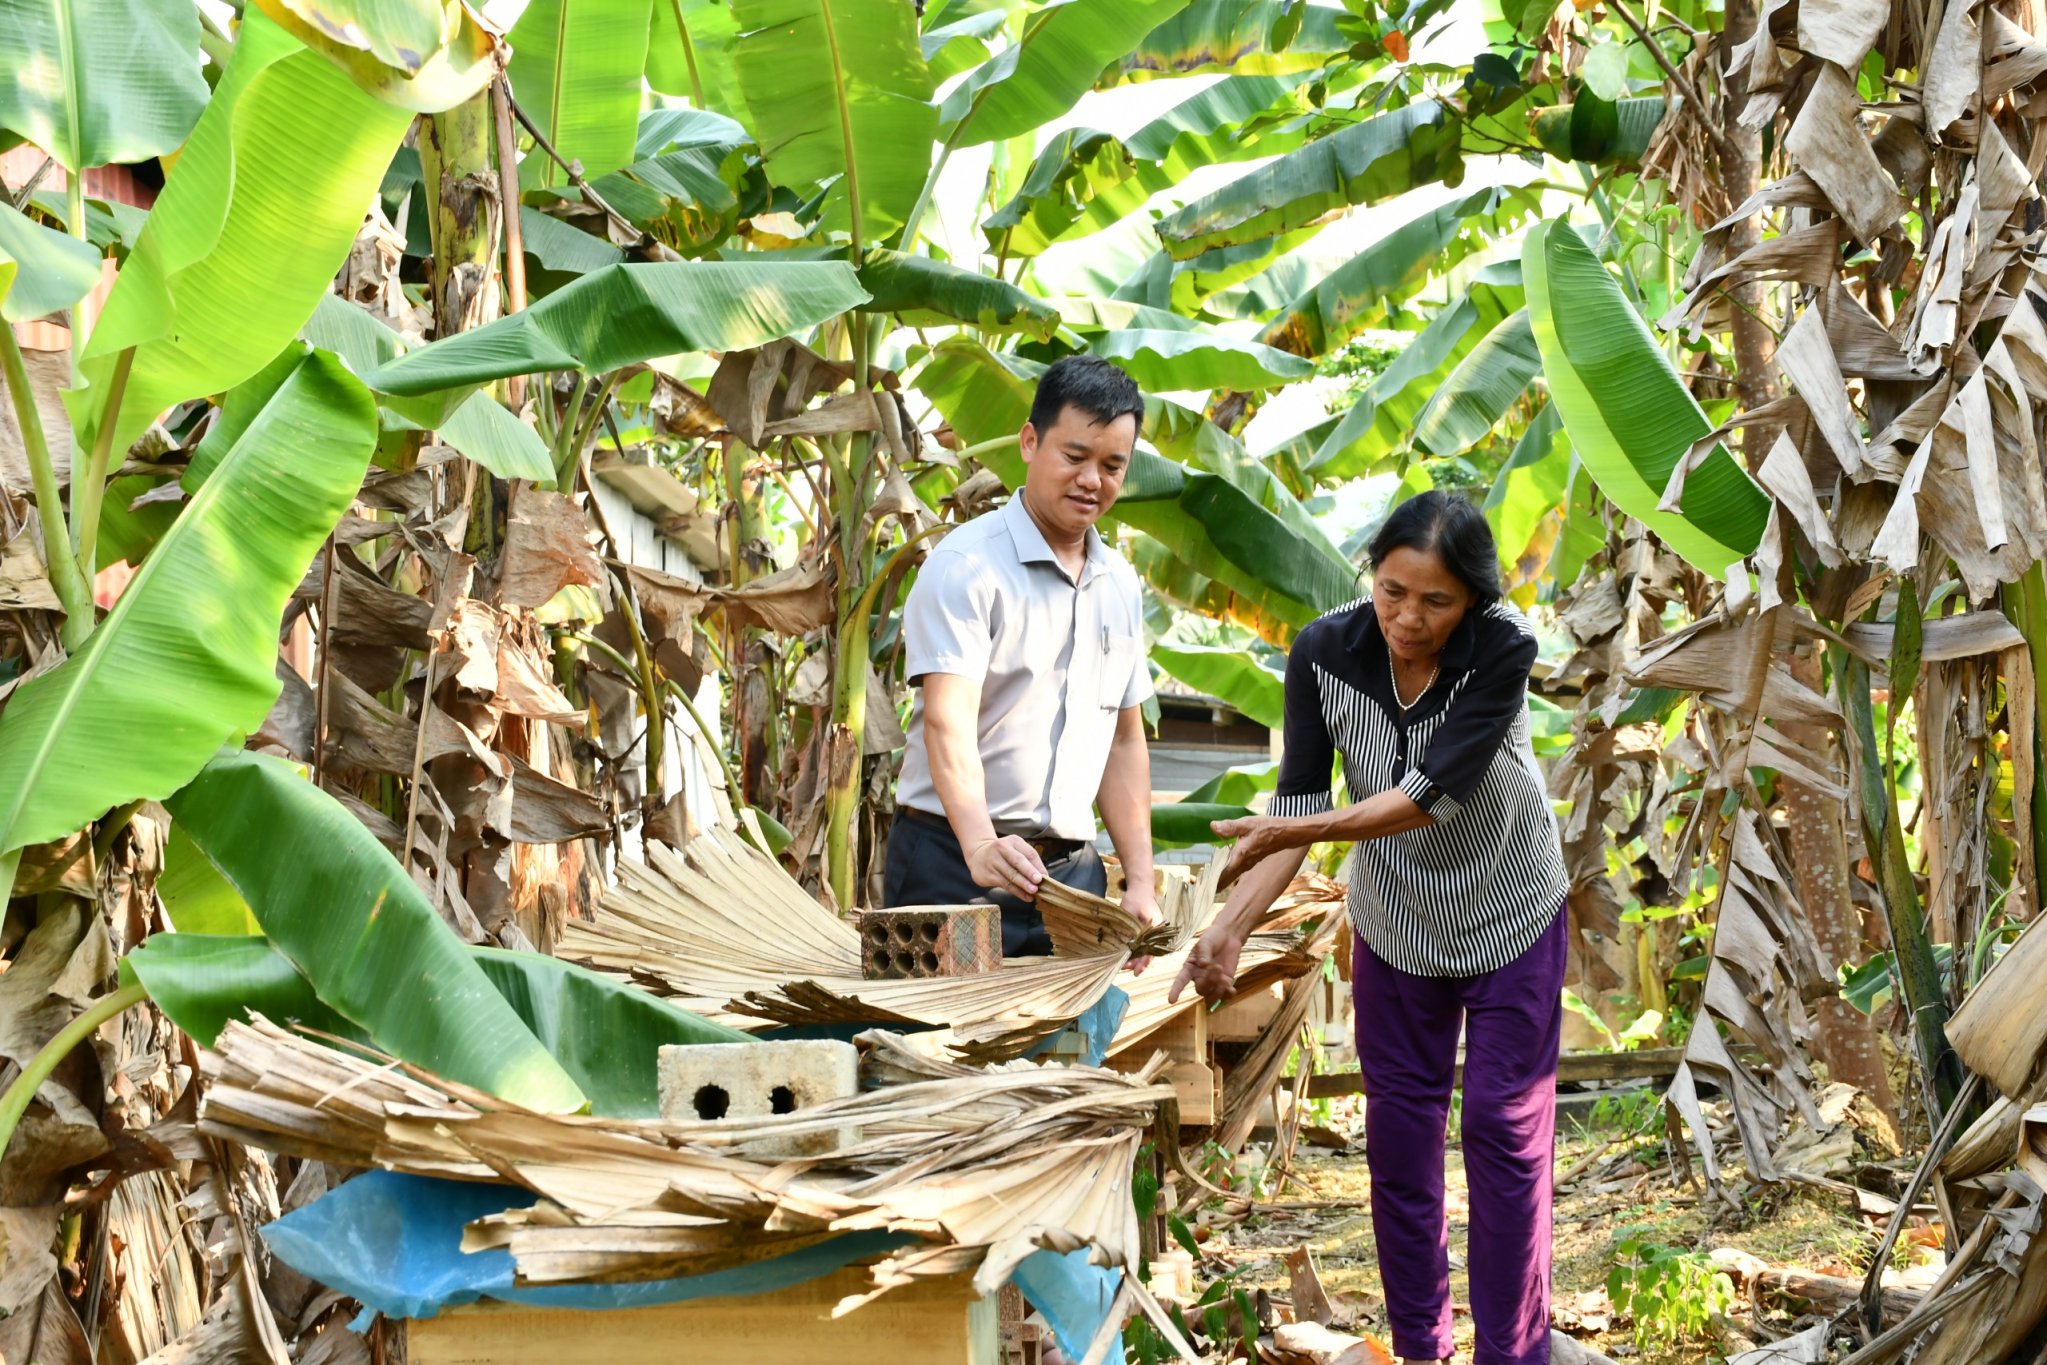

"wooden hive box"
[404,1266,1000,1364]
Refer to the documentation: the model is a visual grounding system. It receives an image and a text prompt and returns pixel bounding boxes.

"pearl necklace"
[1389,651,1440,710]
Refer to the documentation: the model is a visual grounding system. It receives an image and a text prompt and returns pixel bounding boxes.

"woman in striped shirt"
[1171,491,1569,1365]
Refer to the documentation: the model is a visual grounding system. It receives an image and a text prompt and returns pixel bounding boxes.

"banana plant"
[1523,217,1769,577]
[0,749,752,1159]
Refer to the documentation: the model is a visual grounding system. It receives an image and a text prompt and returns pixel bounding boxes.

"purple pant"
[1353,910,1566,1365]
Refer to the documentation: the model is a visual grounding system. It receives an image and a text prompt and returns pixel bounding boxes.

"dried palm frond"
[561,825,1196,1059]
[197,1020,1171,1302]
[1036,856,1217,959]
[1106,880,1344,1061]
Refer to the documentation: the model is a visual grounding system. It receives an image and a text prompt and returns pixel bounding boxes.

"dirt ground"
[1183,1092,1940,1363]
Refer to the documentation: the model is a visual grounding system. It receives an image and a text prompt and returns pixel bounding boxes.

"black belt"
[900,806,1084,860]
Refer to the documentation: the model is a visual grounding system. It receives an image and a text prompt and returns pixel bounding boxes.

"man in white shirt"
[885,356,1157,956]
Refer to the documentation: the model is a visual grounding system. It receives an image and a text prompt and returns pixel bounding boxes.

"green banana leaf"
[942,0,1192,147]
[0,0,208,172]
[915,338,1353,632]
[508,0,653,187]
[1126,534,1298,646]
[1304,269,1523,479]
[1523,218,1767,575]
[1149,225,1329,316]
[986,76,1311,257]
[1532,95,1666,166]
[1482,402,1571,573]
[1151,801,1253,846]
[70,10,414,460]
[1156,100,1461,260]
[366,260,871,393]
[921,7,1005,81]
[856,250,1060,338]
[645,0,746,118]
[125,934,362,1047]
[296,294,553,481]
[158,824,262,936]
[731,0,936,243]
[166,750,589,1114]
[472,947,753,1117]
[1257,187,1507,359]
[1124,72,1311,162]
[0,351,375,855]
[128,929,751,1117]
[1150,644,1284,728]
[984,128,1147,257]
[1117,0,1347,79]
[1091,328,1313,392]
[254,0,496,112]
[1411,309,1540,456]
[0,201,103,322]
[24,189,151,254]
[1183,759,1278,805]
[520,207,627,276]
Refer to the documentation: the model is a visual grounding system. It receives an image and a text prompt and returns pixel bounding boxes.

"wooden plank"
[1303,1047,1685,1099]
[592,449,701,521]
[1210,982,1286,1042]
[404,1265,999,1365]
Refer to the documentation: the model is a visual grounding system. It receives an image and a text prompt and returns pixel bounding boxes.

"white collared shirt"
[896,495,1152,841]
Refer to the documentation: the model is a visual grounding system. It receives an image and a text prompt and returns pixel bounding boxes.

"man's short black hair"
[1027,355,1145,437]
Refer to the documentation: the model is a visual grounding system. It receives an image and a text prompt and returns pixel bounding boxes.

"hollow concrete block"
[656,1040,859,1158]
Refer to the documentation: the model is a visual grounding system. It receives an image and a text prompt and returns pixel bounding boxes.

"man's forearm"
[1096,713,1154,900]
[926,720,999,850]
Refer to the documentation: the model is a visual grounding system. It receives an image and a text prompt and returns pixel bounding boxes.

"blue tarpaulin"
[267,1170,1124,1357]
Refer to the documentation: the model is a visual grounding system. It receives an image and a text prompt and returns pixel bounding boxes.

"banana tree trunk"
[1837,650,1965,1117]
[2004,562,2047,916]
[1786,650,1900,1124]
[418,94,503,342]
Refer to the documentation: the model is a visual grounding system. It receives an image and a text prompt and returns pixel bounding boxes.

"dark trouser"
[881,811,1105,957]
[1354,908,1567,1365]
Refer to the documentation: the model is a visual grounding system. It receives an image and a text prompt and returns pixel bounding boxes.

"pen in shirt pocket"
[1101,625,1110,654]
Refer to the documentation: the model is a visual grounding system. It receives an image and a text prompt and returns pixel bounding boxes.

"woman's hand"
[1169,921,1249,1004]
[1210,815,1303,888]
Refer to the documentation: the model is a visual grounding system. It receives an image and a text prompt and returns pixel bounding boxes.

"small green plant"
[1585,1087,1666,1139]
[1606,1238,1735,1347]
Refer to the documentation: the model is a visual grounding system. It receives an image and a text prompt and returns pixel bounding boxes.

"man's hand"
[1121,885,1158,976]
[965,835,1048,900]
[1211,815,1302,888]
[1169,921,1248,1004]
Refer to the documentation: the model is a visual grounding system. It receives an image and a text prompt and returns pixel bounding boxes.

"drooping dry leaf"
[623,562,709,644]
[1664,819,1828,1188]
[1795,0,1887,69]
[11,833,96,898]
[762,391,882,440]
[0,531,61,611]
[1921,0,1985,137]
[1783,63,1905,247]
[714,561,835,636]
[1758,433,1846,566]
[294,549,433,650]
[0,1206,58,1319]
[1774,308,1866,478]
[0,1274,91,1365]
[501,488,611,612]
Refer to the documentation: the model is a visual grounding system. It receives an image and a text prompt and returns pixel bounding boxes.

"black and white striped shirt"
[1270,597,1567,977]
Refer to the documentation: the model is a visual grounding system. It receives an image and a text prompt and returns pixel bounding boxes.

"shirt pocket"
[1098,630,1139,709]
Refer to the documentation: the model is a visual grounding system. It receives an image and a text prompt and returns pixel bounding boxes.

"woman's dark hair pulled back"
[1366,490,1501,607]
